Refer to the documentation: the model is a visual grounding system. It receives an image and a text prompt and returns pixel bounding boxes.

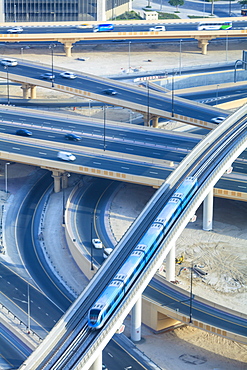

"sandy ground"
[0,35,246,370]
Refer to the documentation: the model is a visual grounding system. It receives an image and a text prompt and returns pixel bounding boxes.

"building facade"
[0,0,130,23]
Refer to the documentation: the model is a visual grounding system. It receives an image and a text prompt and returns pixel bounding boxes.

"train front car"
[88,280,125,329]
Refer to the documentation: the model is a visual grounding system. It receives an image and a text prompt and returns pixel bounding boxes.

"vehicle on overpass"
[197,21,232,30]
[93,24,114,32]
[57,151,76,161]
[149,25,166,32]
[1,58,18,67]
[7,26,23,33]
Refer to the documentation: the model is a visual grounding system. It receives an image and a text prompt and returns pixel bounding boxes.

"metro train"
[88,177,198,329]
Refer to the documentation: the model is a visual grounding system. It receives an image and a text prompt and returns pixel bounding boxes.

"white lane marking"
[12,147,20,150]
[39,152,47,155]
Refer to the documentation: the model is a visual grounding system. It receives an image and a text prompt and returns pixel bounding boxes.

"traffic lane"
[74,178,113,265]
[104,338,150,370]
[0,110,200,152]
[16,172,73,311]
[145,279,247,337]
[0,137,172,179]
[0,63,229,122]
[0,323,30,369]
[0,264,62,334]
[0,125,189,163]
[217,177,247,193]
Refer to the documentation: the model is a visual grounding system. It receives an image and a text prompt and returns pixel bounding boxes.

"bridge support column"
[62,172,69,189]
[30,85,36,99]
[197,38,210,55]
[143,113,151,127]
[21,84,29,99]
[166,243,176,282]
[89,351,102,370]
[63,42,73,57]
[203,188,213,231]
[131,295,142,342]
[52,170,62,193]
[152,116,159,128]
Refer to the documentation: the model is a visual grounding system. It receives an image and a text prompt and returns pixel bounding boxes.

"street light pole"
[147,81,150,126]
[171,72,175,117]
[91,216,94,271]
[5,162,10,193]
[103,105,106,151]
[189,262,193,323]
[4,65,10,105]
[128,41,131,72]
[49,44,55,87]
[179,39,182,75]
[27,283,31,333]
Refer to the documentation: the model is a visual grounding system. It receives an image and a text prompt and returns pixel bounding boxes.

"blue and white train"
[88,177,198,329]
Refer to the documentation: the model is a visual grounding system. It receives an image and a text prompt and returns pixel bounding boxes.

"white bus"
[197,21,232,31]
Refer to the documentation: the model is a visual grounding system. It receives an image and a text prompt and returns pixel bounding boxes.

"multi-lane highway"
[0,19,246,34]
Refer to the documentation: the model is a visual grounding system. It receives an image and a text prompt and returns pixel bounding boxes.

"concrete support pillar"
[30,85,36,99]
[197,39,209,55]
[52,170,62,193]
[89,351,102,370]
[63,43,73,57]
[62,173,69,189]
[131,295,142,342]
[143,113,151,127]
[166,243,176,282]
[21,84,29,99]
[152,116,159,128]
[203,188,213,231]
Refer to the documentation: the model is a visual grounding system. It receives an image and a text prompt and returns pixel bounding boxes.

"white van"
[57,151,76,161]
[1,58,18,67]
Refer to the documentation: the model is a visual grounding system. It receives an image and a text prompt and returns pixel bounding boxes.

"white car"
[149,25,166,32]
[76,24,92,29]
[211,116,225,124]
[60,71,77,79]
[92,238,103,249]
[7,26,23,33]
[0,58,18,67]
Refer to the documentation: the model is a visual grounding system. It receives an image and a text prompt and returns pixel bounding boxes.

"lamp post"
[189,262,193,323]
[128,41,131,73]
[147,81,150,126]
[226,32,228,61]
[49,44,56,87]
[179,39,182,75]
[4,65,10,105]
[171,72,176,117]
[103,105,106,151]
[5,162,10,193]
[229,0,232,15]
[90,215,94,271]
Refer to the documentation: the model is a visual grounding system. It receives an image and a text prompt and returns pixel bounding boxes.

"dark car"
[16,129,32,137]
[103,88,117,95]
[64,133,81,141]
[40,72,55,80]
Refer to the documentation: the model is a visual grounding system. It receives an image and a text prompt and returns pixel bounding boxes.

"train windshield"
[89,309,101,323]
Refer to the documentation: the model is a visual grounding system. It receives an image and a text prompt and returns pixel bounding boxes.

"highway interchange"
[0,19,247,369]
